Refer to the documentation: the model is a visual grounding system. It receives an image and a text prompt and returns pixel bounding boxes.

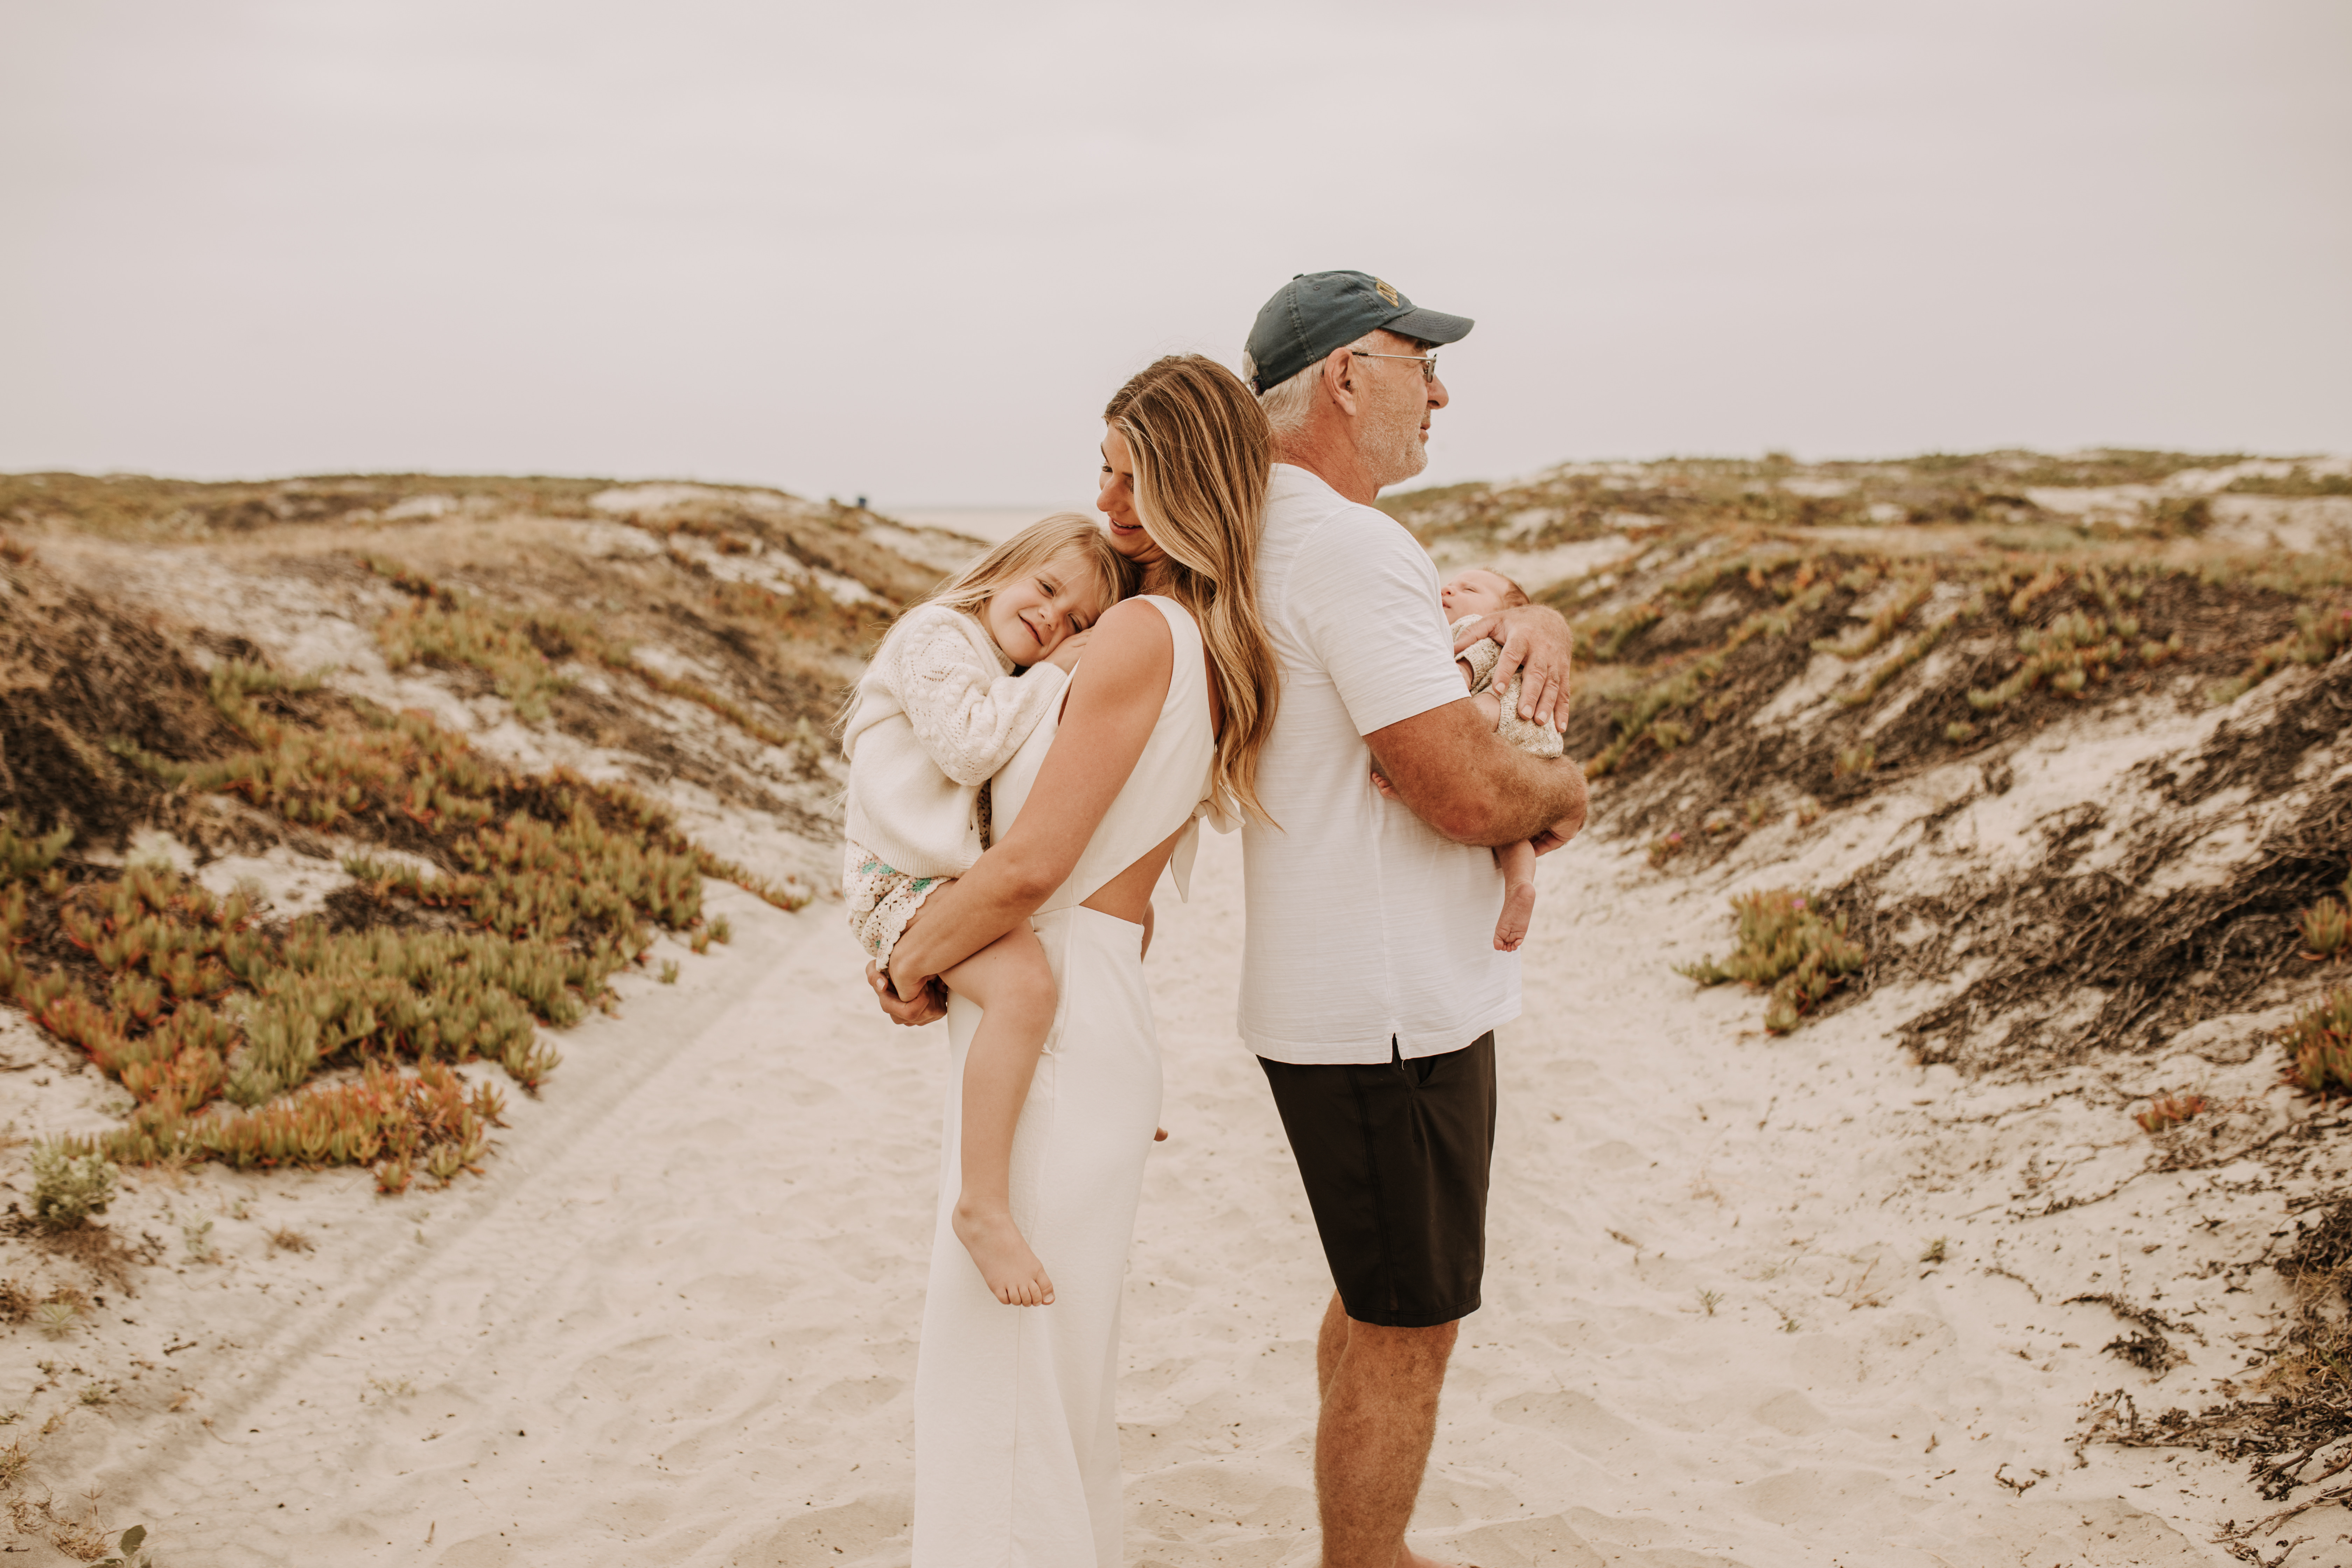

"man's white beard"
[1364,397,1429,492]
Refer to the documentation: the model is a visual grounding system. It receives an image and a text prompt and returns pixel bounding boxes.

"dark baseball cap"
[1241,271,1474,394]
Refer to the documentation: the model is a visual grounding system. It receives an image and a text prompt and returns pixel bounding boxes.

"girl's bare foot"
[1493,882,1535,952]
[952,1201,1055,1306]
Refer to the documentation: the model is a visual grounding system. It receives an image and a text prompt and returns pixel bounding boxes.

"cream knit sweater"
[840,603,1070,880]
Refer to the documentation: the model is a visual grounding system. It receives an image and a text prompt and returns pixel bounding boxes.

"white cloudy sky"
[3,1,2346,507]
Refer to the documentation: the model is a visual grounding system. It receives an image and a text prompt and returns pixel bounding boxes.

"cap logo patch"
[1374,278,1399,307]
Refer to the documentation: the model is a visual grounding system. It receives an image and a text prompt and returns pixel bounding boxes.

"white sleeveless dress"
[912,596,1216,1568]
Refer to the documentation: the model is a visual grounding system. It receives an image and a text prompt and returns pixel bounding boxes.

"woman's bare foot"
[1493,881,1535,952]
[952,1201,1055,1306]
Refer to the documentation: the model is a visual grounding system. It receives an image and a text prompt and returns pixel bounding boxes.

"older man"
[1240,270,1586,1568]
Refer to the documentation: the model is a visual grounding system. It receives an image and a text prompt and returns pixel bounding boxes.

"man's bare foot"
[1493,881,1535,952]
[952,1201,1054,1306]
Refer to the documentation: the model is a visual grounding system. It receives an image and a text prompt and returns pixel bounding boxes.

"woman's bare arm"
[883,599,1174,1000]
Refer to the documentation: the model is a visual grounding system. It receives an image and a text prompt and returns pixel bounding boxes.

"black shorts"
[1258,1033,1497,1329]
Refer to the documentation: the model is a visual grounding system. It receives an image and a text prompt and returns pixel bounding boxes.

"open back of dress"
[988,593,1217,916]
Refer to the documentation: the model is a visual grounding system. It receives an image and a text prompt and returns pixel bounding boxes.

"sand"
[61,817,2313,1565]
[15,468,2346,1562]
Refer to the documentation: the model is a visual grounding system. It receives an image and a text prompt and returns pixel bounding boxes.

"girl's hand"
[1044,628,1093,673]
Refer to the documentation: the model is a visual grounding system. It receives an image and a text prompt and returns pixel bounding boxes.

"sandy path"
[114,831,2240,1566]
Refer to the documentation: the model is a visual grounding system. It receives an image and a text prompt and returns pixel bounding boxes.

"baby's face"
[984,550,1111,666]
[1441,569,1513,622]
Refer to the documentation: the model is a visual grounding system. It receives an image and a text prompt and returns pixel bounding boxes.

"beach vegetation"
[1676,889,1867,1034]
[2225,465,2352,498]
[1836,610,1961,709]
[2132,1093,2208,1134]
[93,1525,151,1568]
[2084,1200,2352,1548]
[368,558,831,753]
[1966,611,2124,710]
[0,575,807,1188]
[2209,604,2352,704]
[27,1151,115,1232]
[1814,573,1934,660]
[2301,899,2349,960]
[2284,988,2352,1099]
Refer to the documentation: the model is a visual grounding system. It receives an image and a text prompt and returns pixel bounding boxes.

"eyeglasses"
[1350,350,1439,384]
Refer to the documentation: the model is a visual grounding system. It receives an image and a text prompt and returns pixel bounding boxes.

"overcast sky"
[4,1,2346,507]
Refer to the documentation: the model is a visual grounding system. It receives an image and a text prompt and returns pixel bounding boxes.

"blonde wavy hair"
[918,511,1135,627]
[841,514,1133,736]
[1103,355,1281,825]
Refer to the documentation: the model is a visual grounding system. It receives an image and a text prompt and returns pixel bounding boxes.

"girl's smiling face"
[1097,426,1166,568]
[983,549,1111,666]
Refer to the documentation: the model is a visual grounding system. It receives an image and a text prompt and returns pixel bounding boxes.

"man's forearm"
[1469,747,1587,847]
[1367,699,1588,848]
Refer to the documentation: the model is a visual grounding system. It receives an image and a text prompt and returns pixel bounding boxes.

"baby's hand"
[1043,629,1092,673]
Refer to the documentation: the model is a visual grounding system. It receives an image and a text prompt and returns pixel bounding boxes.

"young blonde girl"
[840,514,1135,1304]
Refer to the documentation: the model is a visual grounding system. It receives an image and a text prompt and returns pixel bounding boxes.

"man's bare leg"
[1312,1289,1463,1568]
[939,925,1058,1306]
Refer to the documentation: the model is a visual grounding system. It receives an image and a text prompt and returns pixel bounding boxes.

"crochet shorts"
[842,841,951,971]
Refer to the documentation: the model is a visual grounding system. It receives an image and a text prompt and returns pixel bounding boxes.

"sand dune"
[8,461,2347,1563]
[83,824,2276,1566]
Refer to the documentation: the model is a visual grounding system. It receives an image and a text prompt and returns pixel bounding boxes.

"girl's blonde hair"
[841,515,1133,737]
[1103,355,1282,825]
[920,511,1136,626]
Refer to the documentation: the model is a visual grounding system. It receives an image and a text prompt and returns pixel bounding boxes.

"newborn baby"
[1371,566,1564,950]
[1442,567,1563,951]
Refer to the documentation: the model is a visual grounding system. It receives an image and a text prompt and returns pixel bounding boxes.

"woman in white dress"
[876,354,1282,1566]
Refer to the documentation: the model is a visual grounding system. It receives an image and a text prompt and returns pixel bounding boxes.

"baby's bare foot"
[953,1200,1055,1306]
[1494,882,1536,952]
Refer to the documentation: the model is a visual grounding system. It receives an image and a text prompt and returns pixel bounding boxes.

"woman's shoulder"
[1093,594,1182,650]
[1065,597,1177,696]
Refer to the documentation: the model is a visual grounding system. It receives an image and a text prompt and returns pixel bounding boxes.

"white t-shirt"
[1239,463,1521,1065]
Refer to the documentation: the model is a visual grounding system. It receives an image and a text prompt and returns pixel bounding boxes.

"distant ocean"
[877,504,1099,547]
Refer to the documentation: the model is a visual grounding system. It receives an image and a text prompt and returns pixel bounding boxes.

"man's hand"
[1530,798,1587,858]
[867,960,947,1027]
[1043,628,1093,673]
[1453,604,1573,728]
